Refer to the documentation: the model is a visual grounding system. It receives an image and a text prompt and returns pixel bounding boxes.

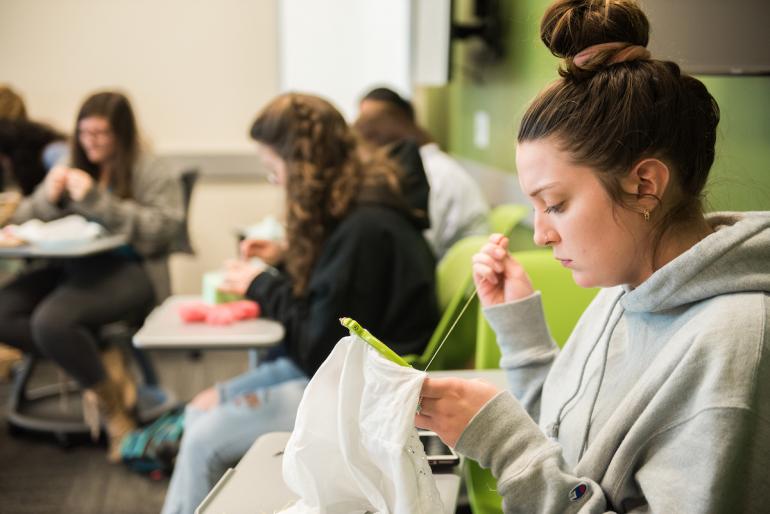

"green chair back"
[466,249,600,513]
[488,204,529,235]
[404,235,488,370]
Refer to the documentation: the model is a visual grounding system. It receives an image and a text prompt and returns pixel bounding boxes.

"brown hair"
[72,91,139,198]
[353,102,432,148]
[0,85,27,121]
[250,93,402,296]
[519,0,719,248]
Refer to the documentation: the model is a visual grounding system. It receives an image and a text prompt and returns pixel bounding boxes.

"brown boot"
[0,343,22,383]
[83,378,137,463]
[100,345,138,412]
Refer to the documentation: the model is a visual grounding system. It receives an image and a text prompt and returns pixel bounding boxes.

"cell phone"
[418,430,460,468]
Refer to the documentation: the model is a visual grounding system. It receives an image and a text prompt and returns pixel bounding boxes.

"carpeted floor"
[0,349,248,514]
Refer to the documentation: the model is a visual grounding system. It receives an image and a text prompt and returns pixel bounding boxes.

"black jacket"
[246,203,439,376]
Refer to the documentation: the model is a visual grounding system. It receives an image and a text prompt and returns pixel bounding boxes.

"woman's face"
[516,138,651,289]
[256,143,287,186]
[78,116,116,165]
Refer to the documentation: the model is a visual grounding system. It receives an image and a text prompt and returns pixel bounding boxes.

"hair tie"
[573,42,651,69]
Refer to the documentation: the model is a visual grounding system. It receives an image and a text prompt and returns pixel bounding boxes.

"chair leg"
[130,345,158,386]
[10,354,35,408]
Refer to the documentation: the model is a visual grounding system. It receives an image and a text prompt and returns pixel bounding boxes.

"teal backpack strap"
[339,317,411,368]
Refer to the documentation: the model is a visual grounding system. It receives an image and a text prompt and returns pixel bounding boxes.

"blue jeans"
[161,357,307,514]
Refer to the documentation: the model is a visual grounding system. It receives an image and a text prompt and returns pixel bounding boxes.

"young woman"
[416,0,770,512]
[161,93,439,514]
[0,91,184,461]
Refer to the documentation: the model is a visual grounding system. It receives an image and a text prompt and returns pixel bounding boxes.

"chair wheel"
[7,422,22,437]
[53,432,73,448]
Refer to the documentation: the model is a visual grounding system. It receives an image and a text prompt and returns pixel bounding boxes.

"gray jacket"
[456,211,770,513]
[12,155,183,302]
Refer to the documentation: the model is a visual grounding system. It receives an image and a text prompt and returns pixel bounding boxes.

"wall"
[169,178,284,295]
[426,0,770,212]
[279,0,411,120]
[0,0,278,154]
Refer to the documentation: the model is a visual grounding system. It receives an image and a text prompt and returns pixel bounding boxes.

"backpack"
[120,407,185,477]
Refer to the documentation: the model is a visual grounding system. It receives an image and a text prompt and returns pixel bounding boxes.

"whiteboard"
[278,0,413,120]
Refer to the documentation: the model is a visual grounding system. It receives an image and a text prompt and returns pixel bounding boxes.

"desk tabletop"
[197,431,461,514]
[133,294,285,349]
[0,234,128,258]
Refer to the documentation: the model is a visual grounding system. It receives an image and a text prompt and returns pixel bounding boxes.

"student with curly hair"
[161,93,439,514]
[416,0,770,512]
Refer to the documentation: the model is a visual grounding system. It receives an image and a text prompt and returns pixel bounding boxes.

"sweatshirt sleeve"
[245,225,380,376]
[11,182,66,223]
[456,392,770,513]
[69,157,184,257]
[483,292,559,420]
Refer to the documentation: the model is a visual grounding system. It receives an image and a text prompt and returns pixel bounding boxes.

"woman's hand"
[44,166,69,203]
[472,233,534,308]
[240,238,287,266]
[219,259,265,296]
[189,386,220,411]
[65,168,95,202]
[415,377,500,448]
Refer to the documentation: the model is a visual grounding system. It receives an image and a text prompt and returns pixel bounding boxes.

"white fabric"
[279,335,443,514]
[420,143,489,258]
[9,214,104,248]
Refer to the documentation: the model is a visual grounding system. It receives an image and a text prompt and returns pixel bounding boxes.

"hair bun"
[541,0,650,76]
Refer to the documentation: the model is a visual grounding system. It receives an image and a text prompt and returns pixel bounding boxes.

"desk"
[196,431,461,514]
[0,234,128,258]
[133,294,285,351]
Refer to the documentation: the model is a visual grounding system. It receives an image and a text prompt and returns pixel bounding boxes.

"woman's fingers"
[420,377,455,398]
[472,252,504,274]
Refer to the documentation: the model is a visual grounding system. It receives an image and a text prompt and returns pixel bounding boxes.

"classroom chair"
[487,203,539,253]
[487,203,529,236]
[465,249,600,514]
[403,235,488,371]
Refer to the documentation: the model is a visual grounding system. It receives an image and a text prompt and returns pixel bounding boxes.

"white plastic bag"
[279,335,443,514]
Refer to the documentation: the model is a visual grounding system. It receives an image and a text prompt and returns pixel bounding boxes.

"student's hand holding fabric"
[65,168,95,202]
[44,165,69,203]
[219,259,265,296]
[239,238,286,266]
[189,386,220,411]
[415,377,500,447]
[472,233,534,307]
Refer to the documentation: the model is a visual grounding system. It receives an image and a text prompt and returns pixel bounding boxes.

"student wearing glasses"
[0,90,183,461]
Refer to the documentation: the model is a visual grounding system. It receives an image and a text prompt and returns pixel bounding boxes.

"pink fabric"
[178,300,261,325]
[573,42,650,68]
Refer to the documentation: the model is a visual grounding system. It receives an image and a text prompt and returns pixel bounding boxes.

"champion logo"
[569,483,588,502]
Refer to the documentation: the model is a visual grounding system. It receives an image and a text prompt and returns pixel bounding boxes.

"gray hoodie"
[456,211,770,513]
[12,155,183,301]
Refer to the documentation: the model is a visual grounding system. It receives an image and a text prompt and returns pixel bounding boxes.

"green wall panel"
[422,0,770,212]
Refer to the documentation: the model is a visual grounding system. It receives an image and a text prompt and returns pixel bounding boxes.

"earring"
[643,209,650,222]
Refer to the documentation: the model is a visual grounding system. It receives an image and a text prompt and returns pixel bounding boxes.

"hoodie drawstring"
[546,290,625,445]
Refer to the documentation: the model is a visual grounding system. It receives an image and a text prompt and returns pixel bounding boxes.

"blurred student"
[0,91,184,461]
[0,84,27,121]
[0,84,67,379]
[355,87,489,258]
[0,119,68,197]
[161,93,439,514]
